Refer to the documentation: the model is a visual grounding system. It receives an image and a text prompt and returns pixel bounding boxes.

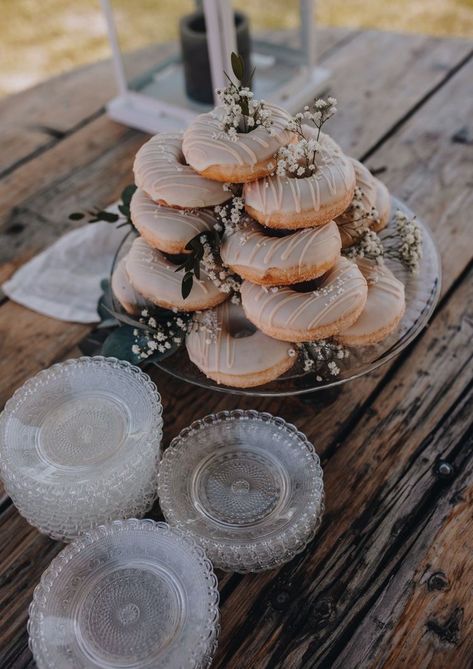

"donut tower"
[113,69,406,389]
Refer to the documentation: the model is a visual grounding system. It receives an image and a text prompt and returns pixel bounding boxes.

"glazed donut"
[125,237,228,312]
[240,256,367,342]
[186,301,296,387]
[371,177,391,233]
[133,133,232,208]
[244,132,355,229]
[182,104,295,183]
[337,258,405,346]
[336,159,391,246]
[111,257,149,315]
[221,217,341,286]
[130,188,218,255]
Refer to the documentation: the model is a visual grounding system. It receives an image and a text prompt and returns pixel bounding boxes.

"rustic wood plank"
[333,407,473,669]
[212,240,473,669]
[0,29,355,176]
[315,31,473,158]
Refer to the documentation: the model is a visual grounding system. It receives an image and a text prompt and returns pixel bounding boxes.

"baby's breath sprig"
[287,96,337,141]
[392,209,423,274]
[344,229,385,263]
[337,186,380,243]
[214,52,273,140]
[276,97,337,178]
[131,308,190,361]
[299,340,350,380]
[344,209,423,275]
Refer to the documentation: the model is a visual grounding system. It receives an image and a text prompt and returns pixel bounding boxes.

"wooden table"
[0,27,472,669]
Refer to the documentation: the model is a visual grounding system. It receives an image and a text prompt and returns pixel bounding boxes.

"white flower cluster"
[190,309,221,345]
[276,136,320,178]
[214,83,273,141]
[131,309,189,360]
[395,209,423,274]
[338,186,380,241]
[286,97,337,139]
[200,235,241,303]
[277,97,337,178]
[214,196,245,236]
[345,229,385,263]
[300,340,349,379]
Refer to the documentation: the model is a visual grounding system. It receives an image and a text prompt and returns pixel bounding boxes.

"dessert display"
[110,54,436,392]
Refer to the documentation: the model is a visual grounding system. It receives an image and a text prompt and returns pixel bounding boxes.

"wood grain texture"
[0,28,472,669]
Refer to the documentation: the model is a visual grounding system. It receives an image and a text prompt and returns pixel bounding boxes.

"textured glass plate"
[110,197,441,396]
[158,410,324,572]
[0,357,163,540]
[28,519,219,669]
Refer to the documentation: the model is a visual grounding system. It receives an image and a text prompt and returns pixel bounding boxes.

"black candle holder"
[180,10,251,105]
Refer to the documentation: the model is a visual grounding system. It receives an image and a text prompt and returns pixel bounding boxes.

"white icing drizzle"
[125,237,227,312]
[182,104,294,170]
[221,218,341,284]
[337,258,405,343]
[186,301,295,382]
[111,257,148,315]
[240,257,368,341]
[130,188,217,254]
[243,133,355,224]
[133,133,232,208]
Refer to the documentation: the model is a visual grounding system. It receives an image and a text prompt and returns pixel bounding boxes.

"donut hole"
[163,252,189,265]
[227,304,257,339]
[258,225,295,238]
[292,277,325,293]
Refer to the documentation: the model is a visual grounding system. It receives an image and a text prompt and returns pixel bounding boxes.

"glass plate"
[158,410,324,572]
[28,519,219,669]
[110,197,441,396]
[0,357,163,540]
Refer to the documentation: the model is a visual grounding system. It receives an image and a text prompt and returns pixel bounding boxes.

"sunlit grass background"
[2,0,473,97]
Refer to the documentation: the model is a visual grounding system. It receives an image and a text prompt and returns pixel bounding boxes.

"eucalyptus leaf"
[69,212,85,221]
[95,211,120,223]
[231,52,244,81]
[121,184,137,207]
[101,325,142,364]
[182,272,194,299]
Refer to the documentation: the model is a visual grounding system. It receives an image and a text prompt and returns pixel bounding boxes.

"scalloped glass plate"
[28,519,219,669]
[110,197,441,396]
[0,357,163,540]
[157,410,324,572]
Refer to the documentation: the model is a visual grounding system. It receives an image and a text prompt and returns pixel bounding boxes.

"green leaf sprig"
[175,228,221,299]
[69,184,137,228]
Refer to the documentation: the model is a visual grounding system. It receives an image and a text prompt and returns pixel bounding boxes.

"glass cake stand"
[108,197,441,397]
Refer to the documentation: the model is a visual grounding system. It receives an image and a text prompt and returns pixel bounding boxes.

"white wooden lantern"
[100,0,330,133]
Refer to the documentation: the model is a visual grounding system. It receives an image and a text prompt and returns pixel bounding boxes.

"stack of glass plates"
[158,410,324,572]
[28,519,220,669]
[0,357,163,541]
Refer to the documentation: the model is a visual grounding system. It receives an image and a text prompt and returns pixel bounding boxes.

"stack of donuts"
[112,101,405,389]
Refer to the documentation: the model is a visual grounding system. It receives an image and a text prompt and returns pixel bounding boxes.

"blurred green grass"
[2,0,472,97]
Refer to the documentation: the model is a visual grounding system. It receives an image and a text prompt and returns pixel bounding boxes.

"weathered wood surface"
[0,28,472,669]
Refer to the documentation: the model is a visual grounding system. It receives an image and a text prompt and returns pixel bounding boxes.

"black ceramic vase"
[180,10,251,105]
